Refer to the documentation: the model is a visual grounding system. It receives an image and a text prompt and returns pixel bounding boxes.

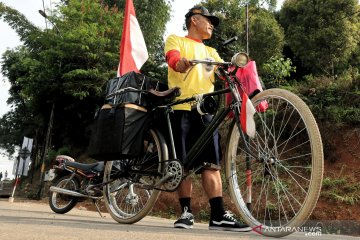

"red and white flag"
[117,0,148,77]
[241,92,256,138]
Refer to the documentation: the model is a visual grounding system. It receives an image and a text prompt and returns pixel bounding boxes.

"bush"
[290,73,360,124]
[261,56,296,88]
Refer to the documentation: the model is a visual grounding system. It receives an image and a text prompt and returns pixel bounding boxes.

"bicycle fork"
[232,100,256,211]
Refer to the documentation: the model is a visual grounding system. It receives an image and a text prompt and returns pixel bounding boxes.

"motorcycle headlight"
[231,52,249,68]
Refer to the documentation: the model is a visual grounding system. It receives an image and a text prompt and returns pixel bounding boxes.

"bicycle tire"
[103,128,168,224]
[49,175,80,214]
[225,88,324,237]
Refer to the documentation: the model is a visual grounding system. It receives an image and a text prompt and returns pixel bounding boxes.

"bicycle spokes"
[226,89,323,237]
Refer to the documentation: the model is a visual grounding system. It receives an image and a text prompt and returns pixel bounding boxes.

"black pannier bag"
[105,71,168,108]
[88,71,166,161]
[88,103,148,161]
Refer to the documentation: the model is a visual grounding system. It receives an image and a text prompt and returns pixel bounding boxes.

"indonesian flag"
[241,92,256,138]
[117,0,148,77]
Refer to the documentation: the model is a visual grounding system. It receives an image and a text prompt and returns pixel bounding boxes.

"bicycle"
[101,52,324,237]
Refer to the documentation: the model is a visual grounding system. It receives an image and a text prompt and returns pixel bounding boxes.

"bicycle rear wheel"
[225,88,323,237]
[103,128,168,224]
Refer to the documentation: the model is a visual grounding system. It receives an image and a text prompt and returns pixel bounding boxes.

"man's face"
[192,15,214,39]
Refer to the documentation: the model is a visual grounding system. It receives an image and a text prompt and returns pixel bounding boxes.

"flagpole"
[246,1,249,55]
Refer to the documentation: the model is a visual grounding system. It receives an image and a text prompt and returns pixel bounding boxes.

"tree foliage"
[0,0,171,157]
[277,0,360,125]
[279,0,360,77]
[201,0,284,73]
[1,0,360,160]
[262,56,296,88]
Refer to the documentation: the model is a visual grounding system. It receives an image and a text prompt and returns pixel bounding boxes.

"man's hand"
[176,57,192,73]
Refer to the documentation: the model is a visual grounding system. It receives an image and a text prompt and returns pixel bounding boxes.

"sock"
[209,197,225,221]
[179,197,192,213]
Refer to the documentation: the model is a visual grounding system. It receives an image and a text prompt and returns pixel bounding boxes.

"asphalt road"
[0,199,358,240]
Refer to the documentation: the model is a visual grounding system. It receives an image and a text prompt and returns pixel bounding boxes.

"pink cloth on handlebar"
[226,61,268,115]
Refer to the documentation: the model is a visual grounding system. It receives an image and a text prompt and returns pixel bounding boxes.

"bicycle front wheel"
[103,128,168,224]
[225,88,323,237]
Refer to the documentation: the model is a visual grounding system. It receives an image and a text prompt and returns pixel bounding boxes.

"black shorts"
[170,110,221,172]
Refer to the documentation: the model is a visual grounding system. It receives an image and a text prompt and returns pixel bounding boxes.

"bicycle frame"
[157,67,257,175]
[102,56,324,236]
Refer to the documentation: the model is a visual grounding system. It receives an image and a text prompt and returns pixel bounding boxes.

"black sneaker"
[209,211,251,232]
[174,207,194,229]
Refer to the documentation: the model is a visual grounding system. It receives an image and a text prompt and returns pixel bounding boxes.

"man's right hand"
[176,57,192,73]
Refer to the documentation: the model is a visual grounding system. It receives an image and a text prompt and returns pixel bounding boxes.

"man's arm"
[166,50,192,73]
[165,35,192,73]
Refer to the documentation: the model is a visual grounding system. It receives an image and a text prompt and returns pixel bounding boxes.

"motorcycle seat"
[65,161,104,172]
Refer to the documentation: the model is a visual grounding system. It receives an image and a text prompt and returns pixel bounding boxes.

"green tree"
[201,0,284,73]
[102,0,172,79]
[247,7,285,71]
[0,0,171,158]
[279,0,360,77]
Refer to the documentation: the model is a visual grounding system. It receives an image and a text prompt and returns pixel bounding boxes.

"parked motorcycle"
[48,155,105,216]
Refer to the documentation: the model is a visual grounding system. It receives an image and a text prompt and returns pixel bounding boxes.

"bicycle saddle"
[148,87,180,97]
[148,87,181,105]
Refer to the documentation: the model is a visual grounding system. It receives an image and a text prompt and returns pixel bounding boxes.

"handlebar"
[189,52,249,69]
[222,36,238,46]
[189,60,232,66]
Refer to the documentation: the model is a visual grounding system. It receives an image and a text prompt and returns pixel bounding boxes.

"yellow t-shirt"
[164,34,223,110]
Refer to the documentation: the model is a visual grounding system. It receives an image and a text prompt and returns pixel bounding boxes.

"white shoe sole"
[209,226,252,232]
[174,223,193,229]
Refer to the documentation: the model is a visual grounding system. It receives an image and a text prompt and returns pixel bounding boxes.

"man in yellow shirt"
[164,5,251,232]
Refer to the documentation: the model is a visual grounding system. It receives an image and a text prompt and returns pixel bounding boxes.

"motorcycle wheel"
[49,175,80,214]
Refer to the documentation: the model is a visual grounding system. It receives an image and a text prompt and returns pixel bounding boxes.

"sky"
[0,0,285,179]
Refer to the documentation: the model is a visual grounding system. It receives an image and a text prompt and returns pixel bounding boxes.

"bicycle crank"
[162,159,183,191]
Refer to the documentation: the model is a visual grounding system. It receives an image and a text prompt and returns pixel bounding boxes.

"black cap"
[185,6,219,27]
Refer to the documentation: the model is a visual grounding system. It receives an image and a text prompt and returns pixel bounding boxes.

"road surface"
[0,199,358,240]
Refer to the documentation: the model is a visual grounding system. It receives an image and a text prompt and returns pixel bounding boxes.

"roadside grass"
[321,176,360,205]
